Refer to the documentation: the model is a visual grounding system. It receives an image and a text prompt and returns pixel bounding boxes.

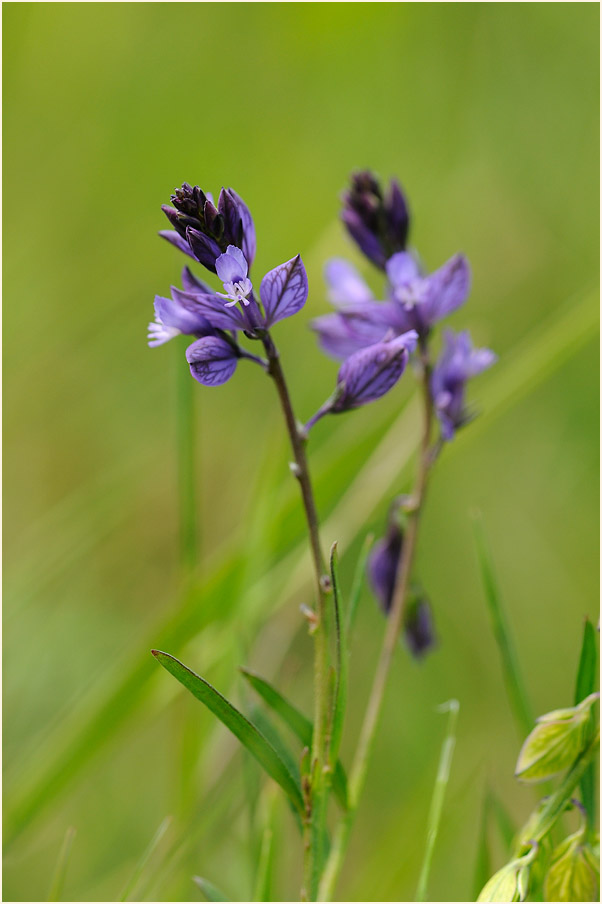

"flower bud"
[515,693,599,783]
[341,171,410,268]
[544,831,600,902]
[477,846,537,902]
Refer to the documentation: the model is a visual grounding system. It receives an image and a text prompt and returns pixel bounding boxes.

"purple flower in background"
[160,184,256,273]
[312,251,471,362]
[404,596,435,659]
[431,329,497,440]
[306,330,417,429]
[342,171,409,269]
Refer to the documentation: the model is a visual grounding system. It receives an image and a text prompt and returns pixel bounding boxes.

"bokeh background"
[3,3,599,901]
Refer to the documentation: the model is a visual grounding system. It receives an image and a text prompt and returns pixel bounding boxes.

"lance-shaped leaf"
[260,255,308,327]
[152,651,304,815]
[239,667,348,809]
[574,618,598,826]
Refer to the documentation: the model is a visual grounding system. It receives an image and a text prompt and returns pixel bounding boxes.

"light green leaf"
[152,651,304,815]
[193,876,230,902]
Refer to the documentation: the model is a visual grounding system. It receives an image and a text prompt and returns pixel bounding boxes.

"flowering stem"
[261,332,331,900]
[318,350,435,901]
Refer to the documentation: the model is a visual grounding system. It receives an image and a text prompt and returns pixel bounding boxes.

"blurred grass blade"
[253,817,275,902]
[345,533,373,641]
[240,667,348,809]
[472,794,492,901]
[47,825,76,902]
[118,815,171,902]
[574,617,598,826]
[472,512,534,739]
[193,876,230,901]
[415,700,460,903]
[328,542,347,768]
[490,792,517,852]
[152,651,304,815]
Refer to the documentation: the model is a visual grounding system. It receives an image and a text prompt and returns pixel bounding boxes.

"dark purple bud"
[306,331,418,429]
[368,519,403,615]
[404,595,435,659]
[260,255,308,327]
[186,335,240,386]
[342,171,410,268]
[186,227,223,272]
[431,329,496,441]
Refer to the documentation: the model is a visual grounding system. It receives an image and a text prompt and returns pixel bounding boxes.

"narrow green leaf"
[253,813,276,903]
[345,533,373,641]
[248,706,301,794]
[574,618,598,828]
[329,542,347,769]
[240,667,348,809]
[47,826,76,902]
[472,512,534,739]
[415,700,460,902]
[152,651,304,815]
[119,816,171,901]
[193,876,230,902]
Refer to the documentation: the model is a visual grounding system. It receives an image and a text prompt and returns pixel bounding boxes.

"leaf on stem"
[152,651,304,816]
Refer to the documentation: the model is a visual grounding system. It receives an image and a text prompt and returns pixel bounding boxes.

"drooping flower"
[342,171,409,268]
[160,184,256,272]
[306,330,418,429]
[368,505,435,658]
[431,329,497,440]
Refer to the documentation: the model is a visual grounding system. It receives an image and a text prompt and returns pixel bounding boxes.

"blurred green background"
[3,3,599,901]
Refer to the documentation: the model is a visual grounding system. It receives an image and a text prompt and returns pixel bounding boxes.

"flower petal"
[333,331,417,411]
[386,251,420,288]
[186,227,222,272]
[228,188,256,265]
[311,312,388,360]
[215,245,248,284]
[181,266,212,295]
[186,336,239,386]
[171,286,247,331]
[260,255,308,327]
[324,258,374,306]
[423,254,471,323]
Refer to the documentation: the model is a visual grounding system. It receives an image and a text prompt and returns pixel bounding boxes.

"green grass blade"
[472,512,534,739]
[328,542,347,769]
[47,825,76,902]
[253,814,275,903]
[152,650,304,815]
[193,876,230,901]
[240,667,348,809]
[490,792,517,852]
[574,617,598,827]
[118,816,171,902]
[345,533,373,642]
[415,700,460,903]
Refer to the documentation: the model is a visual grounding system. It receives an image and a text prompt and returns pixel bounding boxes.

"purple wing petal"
[171,286,246,331]
[155,295,213,335]
[181,266,212,295]
[324,258,374,306]
[228,188,256,266]
[386,251,420,288]
[334,332,415,411]
[186,336,239,386]
[423,254,471,323]
[260,255,308,327]
[159,230,195,259]
[311,312,388,360]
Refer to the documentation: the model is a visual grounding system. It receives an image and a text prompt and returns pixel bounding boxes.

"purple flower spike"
[161,183,255,273]
[306,331,418,429]
[431,329,496,440]
[342,171,410,269]
[148,292,215,347]
[186,336,241,386]
[260,255,308,327]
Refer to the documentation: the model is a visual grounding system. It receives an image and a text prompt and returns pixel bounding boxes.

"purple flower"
[431,329,497,440]
[342,171,409,268]
[160,184,256,273]
[147,278,215,348]
[306,330,417,429]
[186,335,243,387]
[215,246,253,308]
[368,511,435,658]
[385,251,471,336]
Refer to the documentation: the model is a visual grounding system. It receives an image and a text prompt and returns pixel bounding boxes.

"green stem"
[262,333,330,901]
[319,352,435,901]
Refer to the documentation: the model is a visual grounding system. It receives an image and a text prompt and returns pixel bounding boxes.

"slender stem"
[319,352,435,901]
[261,332,330,900]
